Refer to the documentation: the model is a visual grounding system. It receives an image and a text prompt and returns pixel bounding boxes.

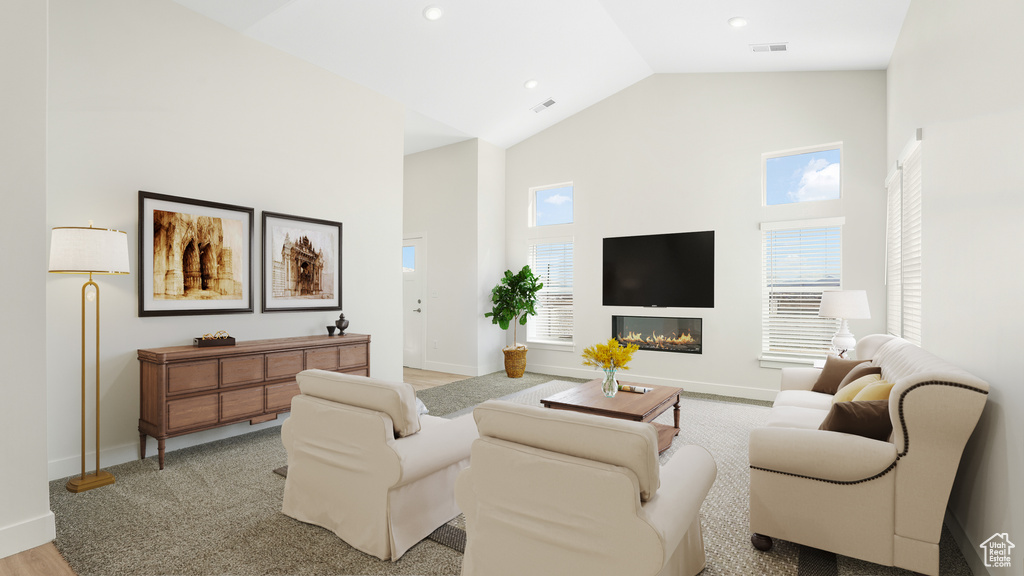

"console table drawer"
[220,355,264,387]
[139,333,370,470]
[265,381,300,412]
[266,351,304,380]
[167,395,218,431]
[339,344,368,369]
[220,387,265,421]
[305,347,339,370]
[167,360,218,395]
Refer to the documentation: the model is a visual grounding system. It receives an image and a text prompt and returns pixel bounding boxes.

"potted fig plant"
[485,265,543,378]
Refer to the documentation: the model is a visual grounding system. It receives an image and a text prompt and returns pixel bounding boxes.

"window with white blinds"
[761,219,843,361]
[528,242,574,344]
[885,167,902,337]
[886,137,923,346]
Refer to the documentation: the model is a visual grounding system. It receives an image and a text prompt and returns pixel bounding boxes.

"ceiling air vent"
[531,98,556,113]
[751,43,788,53]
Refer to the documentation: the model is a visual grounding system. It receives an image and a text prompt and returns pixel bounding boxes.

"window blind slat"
[762,224,842,359]
[529,242,574,343]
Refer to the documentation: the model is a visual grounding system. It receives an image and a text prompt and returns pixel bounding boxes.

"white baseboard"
[525,363,779,402]
[945,509,990,576]
[421,360,478,377]
[0,511,55,560]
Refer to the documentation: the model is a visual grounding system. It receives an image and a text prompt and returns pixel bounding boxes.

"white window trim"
[759,217,845,367]
[528,181,574,228]
[762,142,844,207]
[527,236,574,348]
[886,129,923,346]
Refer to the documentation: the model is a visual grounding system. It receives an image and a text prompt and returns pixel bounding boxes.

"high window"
[528,183,574,347]
[886,133,923,345]
[531,184,573,227]
[760,218,844,363]
[764,144,842,206]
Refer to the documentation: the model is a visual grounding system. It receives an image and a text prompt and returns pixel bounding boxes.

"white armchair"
[456,400,717,576]
[281,369,477,561]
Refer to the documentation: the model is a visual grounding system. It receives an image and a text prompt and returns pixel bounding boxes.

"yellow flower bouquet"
[582,338,640,397]
[581,338,639,371]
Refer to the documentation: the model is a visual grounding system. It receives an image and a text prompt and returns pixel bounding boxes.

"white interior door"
[403,238,425,369]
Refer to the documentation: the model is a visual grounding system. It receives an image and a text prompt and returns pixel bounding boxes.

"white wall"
[476,140,507,374]
[403,139,506,376]
[506,72,888,398]
[0,0,56,559]
[45,0,405,480]
[404,140,482,375]
[887,0,1024,570]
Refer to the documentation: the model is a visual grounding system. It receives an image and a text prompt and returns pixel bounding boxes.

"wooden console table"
[138,333,370,469]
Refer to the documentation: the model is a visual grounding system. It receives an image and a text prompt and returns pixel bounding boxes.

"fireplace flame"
[618,330,696,350]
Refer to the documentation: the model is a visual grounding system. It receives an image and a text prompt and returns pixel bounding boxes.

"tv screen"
[603,231,714,308]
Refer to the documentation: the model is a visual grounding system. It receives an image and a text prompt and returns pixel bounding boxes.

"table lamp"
[49,222,130,493]
[818,290,870,359]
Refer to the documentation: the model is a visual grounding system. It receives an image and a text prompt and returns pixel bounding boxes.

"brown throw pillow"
[818,400,892,441]
[836,363,882,393]
[811,356,870,395]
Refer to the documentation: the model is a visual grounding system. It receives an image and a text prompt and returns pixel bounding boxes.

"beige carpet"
[49,374,973,575]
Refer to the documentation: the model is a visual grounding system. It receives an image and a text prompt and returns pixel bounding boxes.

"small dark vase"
[335,313,349,335]
[326,325,336,336]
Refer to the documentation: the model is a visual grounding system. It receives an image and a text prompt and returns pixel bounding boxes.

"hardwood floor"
[403,367,470,391]
[0,543,74,576]
[2,369,467,576]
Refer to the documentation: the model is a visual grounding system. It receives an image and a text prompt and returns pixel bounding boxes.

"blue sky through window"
[535,185,573,226]
[765,148,841,206]
[402,246,415,272]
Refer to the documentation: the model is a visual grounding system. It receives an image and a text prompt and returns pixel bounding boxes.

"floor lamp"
[49,222,130,493]
[818,290,871,359]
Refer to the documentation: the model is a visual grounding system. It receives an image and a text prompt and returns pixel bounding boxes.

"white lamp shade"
[818,290,870,319]
[49,226,130,274]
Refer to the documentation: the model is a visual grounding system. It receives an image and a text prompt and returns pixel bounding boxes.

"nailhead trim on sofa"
[750,380,988,485]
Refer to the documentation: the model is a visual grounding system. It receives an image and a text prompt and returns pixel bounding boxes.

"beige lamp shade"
[49,226,130,274]
[818,290,870,319]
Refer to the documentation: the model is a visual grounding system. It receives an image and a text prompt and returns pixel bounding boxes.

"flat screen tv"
[603,230,714,308]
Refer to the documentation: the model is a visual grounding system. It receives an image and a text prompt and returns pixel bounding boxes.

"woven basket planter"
[502,346,528,378]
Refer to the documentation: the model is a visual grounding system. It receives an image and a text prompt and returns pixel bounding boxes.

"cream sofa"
[456,400,717,576]
[749,334,989,576]
[281,369,477,561]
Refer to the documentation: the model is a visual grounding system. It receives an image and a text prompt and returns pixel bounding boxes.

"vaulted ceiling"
[173,0,911,154]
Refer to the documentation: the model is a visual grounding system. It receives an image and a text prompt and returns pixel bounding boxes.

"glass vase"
[602,368,619,398]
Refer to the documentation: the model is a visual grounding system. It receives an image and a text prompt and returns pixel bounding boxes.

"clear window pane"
[765,148,841,206]
[402,246,415,272]
[534,185,573,226]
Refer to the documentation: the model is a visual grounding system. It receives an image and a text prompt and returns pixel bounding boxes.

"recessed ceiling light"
[728,17,747,28]
[423,5,444,21]
[524,79,539,90]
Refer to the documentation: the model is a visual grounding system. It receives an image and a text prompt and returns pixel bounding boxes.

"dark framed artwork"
[138,191,254,317]
[261,211,342,313]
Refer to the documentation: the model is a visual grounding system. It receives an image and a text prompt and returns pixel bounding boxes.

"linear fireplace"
[612,315,702,354]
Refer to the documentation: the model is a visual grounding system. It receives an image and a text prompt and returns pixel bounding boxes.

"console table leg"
[158,439,166,470]
[140,433,146,460]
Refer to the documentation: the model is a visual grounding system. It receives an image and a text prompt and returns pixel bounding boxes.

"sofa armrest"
[780,367,821,392]
[749,427,897,483]
[391,413,478,486]
[641,445,716,562]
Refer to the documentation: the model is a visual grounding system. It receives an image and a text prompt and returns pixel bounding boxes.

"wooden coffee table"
[540,380,682,453]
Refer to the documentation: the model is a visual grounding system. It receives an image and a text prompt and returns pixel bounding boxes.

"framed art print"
[261,211,342,313]
[138,191,254,317]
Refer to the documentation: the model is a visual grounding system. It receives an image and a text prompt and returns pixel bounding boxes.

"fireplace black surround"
[612,315,702,354]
